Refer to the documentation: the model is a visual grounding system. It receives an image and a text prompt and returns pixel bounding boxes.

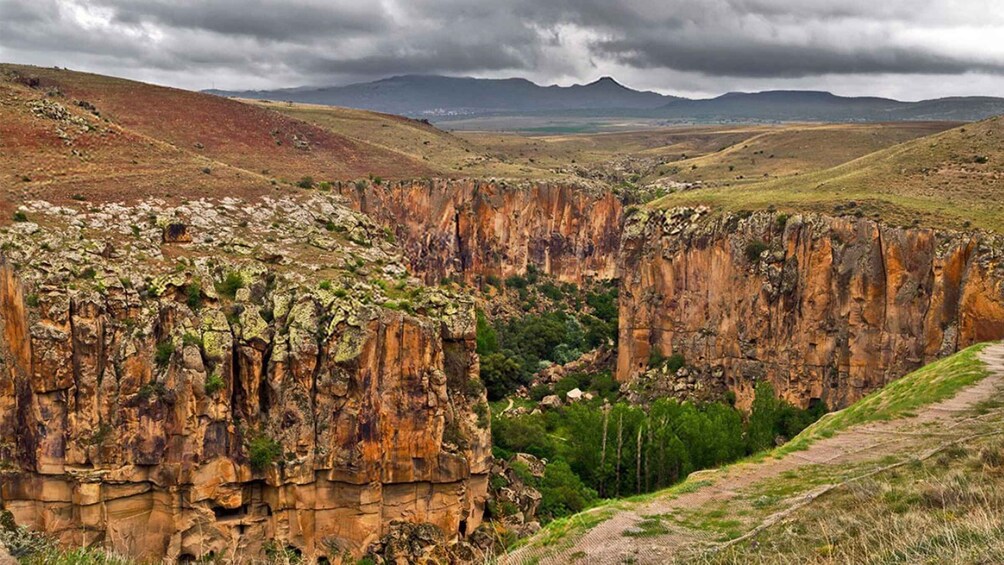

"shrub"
[480,352,525,401]
[744,240,769,262]
[248,434,283,470]
[540,281,564,300]
[538,460,598,521]
[529,384,553,401]
[666,353,686,373]
[505,275,529,290]
[154,340,175,368]
[137,381,167,401]
[205,372,225,395]
[297,176,315,189]
[185,282,202,310]
[182,332,202,347]
[215,271,245,300]
[473,402,489,428]
[475,310,498,355]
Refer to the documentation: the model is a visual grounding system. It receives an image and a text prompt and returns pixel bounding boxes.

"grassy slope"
[243,99,548,179]
[644,122,956,186]
[0,64,436,211]
[512,343,999,563]
[653,116,1004,231]
[255,100,946,188]
[779,344,990,454]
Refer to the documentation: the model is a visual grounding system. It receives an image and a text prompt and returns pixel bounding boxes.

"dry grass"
[0,63,435,211]
[654,116,1004,231]
[694,436,1004,564]
[644,122,956,186]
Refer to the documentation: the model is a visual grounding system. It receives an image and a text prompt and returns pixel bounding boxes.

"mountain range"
[207,75,1004,123]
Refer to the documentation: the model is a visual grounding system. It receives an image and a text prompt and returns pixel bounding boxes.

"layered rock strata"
[0,196,490,562]
[336,179,623,285]
[617,207,1004,409]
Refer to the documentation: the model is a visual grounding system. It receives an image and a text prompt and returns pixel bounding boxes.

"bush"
[504,274,529,290]
[540,282,563,300]
[475,310,498,355]
[248,434,283,470]
[745,240,770,262]
[155,340,174,368]
[480,352,526,401]
[205,372,224,395]
[297,176,315,189]
[666,353,686,373]
[185,282,202,310]
[529,384,553,401]
[215,271,245,300]
[538,460,598,521]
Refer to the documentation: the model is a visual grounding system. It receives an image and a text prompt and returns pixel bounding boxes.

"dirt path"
[502,343,1004,565]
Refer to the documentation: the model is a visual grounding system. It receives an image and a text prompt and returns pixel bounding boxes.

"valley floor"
[503,343,1004,564]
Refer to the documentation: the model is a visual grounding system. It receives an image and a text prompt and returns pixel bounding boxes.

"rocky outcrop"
[0,196,490,563]
[617,208,1004,409]
[336,179,622,285]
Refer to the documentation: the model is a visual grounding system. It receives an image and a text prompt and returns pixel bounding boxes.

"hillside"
[504,343,1004,564]
[250,101,950,187]
[241,99,563,180]
[653,116,1004,231]
[642,121,958,186]
[211,75,675,117]
[0,63,436,212]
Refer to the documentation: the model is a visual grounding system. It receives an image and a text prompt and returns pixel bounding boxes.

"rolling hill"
[0,63,439,211]
[654,115,1004,231]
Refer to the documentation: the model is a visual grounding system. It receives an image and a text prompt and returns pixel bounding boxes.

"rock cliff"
[617,207,1004,409]
[0,195,490,562]
[336,180,622,285]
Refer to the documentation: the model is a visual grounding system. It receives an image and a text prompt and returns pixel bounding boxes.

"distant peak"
[588,76,622,87]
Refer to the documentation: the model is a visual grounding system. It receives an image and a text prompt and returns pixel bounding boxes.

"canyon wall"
[617,208,1004,409]
[0,196,491,563]
[336,180,623,285]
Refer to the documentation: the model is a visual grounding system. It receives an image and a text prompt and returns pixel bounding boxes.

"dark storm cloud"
[596,37,1001,78]
[0,0,1001,93]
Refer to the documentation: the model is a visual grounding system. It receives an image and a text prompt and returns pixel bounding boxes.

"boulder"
[540,395,562,409]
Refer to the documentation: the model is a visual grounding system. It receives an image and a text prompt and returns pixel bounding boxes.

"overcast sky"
[1,0,1003,100]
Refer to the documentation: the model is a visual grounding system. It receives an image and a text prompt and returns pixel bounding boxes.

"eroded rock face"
[617,208,1004,409]
[337,179,623,285]
[0,197,490,563]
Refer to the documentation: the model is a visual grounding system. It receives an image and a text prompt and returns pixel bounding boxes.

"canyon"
[336,179,623,286]
[332,180,1004,410]
[617,208,1004,409]
[0,196,490,562]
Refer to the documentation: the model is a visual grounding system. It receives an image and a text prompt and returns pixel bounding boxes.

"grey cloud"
[0,0,1001,94]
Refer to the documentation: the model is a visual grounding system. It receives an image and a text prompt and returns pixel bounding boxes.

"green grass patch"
[778,343,990,454]
[622,515,670,537]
